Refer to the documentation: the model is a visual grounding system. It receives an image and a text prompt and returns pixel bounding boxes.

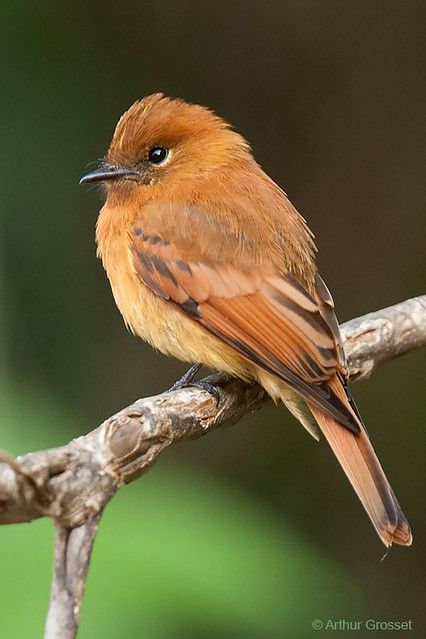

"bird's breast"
[95,202,253,378]
[96,203,183,351]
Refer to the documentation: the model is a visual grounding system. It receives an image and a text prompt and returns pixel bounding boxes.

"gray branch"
[0,295,425,639]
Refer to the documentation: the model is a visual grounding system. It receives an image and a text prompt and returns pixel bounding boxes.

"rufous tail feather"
[307,378,412,547]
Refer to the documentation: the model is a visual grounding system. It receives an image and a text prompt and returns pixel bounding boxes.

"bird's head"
[80,93,250,190]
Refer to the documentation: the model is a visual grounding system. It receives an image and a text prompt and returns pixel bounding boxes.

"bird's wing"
[130,204,358,432]
[130,204,413,546]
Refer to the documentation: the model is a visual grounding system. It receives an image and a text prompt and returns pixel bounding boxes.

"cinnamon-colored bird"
[81,94,411,547]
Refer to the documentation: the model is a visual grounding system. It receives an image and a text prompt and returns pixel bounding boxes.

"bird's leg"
[168,364,202,391]
[167,363,221,405]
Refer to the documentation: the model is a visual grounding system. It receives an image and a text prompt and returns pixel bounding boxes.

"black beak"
[79,165,138,185]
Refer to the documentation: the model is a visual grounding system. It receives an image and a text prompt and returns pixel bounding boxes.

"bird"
[80,93,412,547]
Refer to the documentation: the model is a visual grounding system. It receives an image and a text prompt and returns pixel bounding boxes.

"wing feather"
[130,217,359,432]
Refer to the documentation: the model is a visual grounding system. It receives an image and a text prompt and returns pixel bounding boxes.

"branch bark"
[0,294,425,639]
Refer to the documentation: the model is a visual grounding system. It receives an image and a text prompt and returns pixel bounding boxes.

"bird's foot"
[188,379,221,406]
[167,364,221,406]
[168,364,202,392]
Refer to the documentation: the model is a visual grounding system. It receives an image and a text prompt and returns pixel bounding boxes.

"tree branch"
[44,515,103,639]
[0,294,425,639]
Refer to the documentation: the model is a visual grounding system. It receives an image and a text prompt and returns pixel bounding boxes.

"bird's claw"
[167,363,202,392]
[187,379,221,406]
[167,364,221,406]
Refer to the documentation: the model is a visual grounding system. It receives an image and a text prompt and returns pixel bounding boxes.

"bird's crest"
[108,93,249,165]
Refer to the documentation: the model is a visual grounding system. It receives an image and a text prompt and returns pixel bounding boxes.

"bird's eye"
[148,146,169,164]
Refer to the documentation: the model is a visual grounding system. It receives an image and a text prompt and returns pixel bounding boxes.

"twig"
[0,295,424,639]
[44,515,103,639]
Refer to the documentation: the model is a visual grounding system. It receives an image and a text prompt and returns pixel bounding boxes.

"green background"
[0,2,424,637]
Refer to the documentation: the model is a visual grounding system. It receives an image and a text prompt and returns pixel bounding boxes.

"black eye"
[148,146,169,164]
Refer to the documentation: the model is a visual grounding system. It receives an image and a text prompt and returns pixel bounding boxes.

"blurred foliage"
[0,1,425,637]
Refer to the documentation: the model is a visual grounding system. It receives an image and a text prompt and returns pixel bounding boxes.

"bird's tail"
[307,377,412,547]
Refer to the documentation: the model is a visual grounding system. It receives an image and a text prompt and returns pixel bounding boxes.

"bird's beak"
[79,165,138,185]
